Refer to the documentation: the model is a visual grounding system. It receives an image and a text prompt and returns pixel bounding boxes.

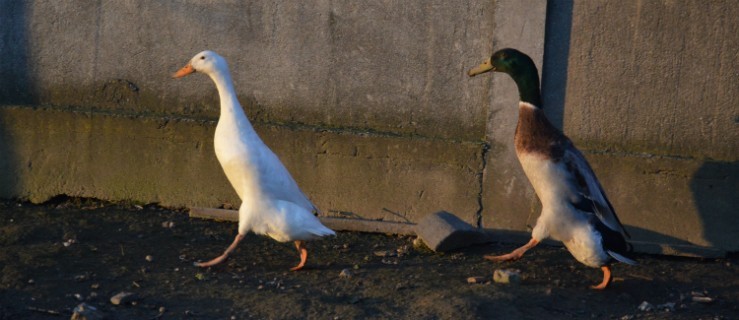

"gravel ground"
[0,198,736,319]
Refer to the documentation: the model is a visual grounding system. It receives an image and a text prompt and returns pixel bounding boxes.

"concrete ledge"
[0,106,484,224]
[482,149,739,254]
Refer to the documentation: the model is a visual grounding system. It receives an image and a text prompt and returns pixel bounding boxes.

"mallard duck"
[173,50,335,271]
[468,48,636,289]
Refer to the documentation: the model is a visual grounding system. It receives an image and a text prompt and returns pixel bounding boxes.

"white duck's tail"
[275,200,335,241]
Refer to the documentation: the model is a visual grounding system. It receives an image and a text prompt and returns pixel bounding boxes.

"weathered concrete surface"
[414,211,491,252]
[479,0,739,253]
[0,0,737,254]
[479,0,546,232]
[0,106,482,223]
[0,1,495,224]
[564,1,738,161]
[556,1,739,252]
[0,1,494,140]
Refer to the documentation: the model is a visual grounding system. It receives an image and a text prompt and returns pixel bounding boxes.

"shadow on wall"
[690,161,739,253]
[0,1,34,105]
[541,0,572,130]
[0,1,33,198]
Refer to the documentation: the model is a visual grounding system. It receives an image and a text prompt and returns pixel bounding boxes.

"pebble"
[373,250,396,257]
[339,268,353,279]
[412,237,427,249]
[145,255,154,262]
[493,269,521,284]
[161,221,175,228]
[396,245,410,257]
[27,279,34,284]
[637,301,654,312]
[691,291,714,304]
[692,296,713,303]
[655,302,675,312]
[70,303,104,320]
[467,276,486,284]
[110,291,137,305]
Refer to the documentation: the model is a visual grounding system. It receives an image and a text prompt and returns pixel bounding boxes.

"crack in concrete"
[474,142,490,228]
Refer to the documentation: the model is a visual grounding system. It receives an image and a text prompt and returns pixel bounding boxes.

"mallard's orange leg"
[484,238,539,262]
[591,265,612,290]
[289,240,308,271]
[194,234,244,267]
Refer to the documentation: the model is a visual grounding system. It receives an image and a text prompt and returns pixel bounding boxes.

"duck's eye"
[200,56,205,60]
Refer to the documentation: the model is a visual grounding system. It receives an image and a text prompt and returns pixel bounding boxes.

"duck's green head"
[468,48,535,77]
[468,48,541,106]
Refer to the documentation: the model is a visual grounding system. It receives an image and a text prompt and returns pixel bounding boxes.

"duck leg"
[484,238,539,262]
[590,265,612,290]
[194,233,244,267]
[289,240,308,271]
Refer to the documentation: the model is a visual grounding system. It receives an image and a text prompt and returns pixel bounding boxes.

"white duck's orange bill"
[172,63,195,78]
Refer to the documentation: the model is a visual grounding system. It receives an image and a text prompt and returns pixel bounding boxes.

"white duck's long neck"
[209,68,254,132]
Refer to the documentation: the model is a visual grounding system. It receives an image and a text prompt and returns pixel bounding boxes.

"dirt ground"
[0,198,736,320]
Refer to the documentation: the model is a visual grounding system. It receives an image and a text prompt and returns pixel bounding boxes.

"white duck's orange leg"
[484,238,539,262]
[590,265,612,290]
[194,234,244,267]
[289,240,308,271]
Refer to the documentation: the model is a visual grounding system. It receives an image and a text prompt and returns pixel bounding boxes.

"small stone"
[90,283,100,289]
[110,291,137,305]
[373,250,396,257]
[467,276,486,284]
[655,302,675,312]
[691,291,714,304]
[412,237,428,250]
[145,255,154,262]
[74,293,84,301]
[71,303,104,320]
[339,268,353,279]
[396,245,410,256]
[161,221,175,228]
[493,269,521,284]
[691,296,713,303]
[637,301,654,312]
[620,315,635,320]
[27,279,34,284]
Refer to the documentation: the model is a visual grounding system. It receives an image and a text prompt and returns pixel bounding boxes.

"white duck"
[173,50,335,271]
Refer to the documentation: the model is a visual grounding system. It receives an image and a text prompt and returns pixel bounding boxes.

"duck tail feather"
[607,250,638,265]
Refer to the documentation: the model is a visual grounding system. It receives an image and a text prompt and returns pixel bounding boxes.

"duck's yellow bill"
[467,58,494,77]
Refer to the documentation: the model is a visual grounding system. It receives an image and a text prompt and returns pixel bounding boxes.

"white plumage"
[174,50,334,270]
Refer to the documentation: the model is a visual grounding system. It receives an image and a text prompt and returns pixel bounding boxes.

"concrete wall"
[1,0,737,254]
[0,0,497,224]
[559,0,738,253]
